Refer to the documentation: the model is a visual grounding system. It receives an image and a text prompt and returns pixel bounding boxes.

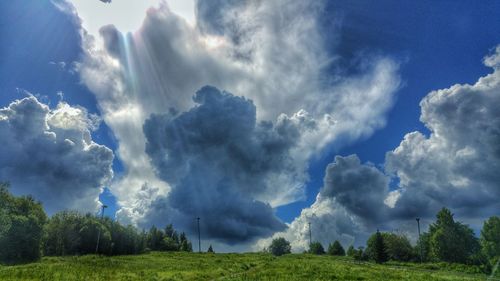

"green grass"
[0,252,494,281]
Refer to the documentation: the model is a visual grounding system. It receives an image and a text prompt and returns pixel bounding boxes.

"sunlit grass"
[0,252,491,281]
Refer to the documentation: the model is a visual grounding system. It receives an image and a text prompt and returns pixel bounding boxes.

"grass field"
[0,252,497,281]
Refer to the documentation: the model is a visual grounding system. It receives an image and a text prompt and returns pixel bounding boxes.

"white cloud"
[62,0,400,243]
[266,45,500,251]
[0,95,113,214]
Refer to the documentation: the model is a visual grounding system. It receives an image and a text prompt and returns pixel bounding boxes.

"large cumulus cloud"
[260,46,500,250]
[0,95,113,214]
[69,0,400,235]
[386,45,500,220]
[256,154,387,252]
[142,86,316,243]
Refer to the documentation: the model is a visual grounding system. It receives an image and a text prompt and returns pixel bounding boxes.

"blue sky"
[1,0,499,251]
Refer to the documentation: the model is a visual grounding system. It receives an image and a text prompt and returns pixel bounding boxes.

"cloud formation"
[64,0,400,246]
[0,95,113,214]
[386,45,500,220]
[260,45,500,250]
[142,86,314,242]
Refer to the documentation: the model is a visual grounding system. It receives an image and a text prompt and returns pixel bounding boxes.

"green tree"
[327,240,345,256]
[480,216,500,262]
[179,232,192,252]
[382,233,414,262]
[346,245,356,257]
[0,183,47,264]
[269,237,291,256]
[207,244,214,253]
[366,230,388,263]
[429,208,479,263]
[309,241,325,255]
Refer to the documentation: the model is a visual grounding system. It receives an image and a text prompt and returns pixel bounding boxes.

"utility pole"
[197,217,201,253]
[308,222,312,248]
[95,204,108,254]
[416,218,423,262]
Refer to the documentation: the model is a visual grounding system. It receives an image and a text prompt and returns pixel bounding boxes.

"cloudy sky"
[1,0,499,252]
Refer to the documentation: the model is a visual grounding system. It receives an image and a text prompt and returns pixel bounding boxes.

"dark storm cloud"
[143,86,308,243]
[0,96,113,214]
[320,155,389,223]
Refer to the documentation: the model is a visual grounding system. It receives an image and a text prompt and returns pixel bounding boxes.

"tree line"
[0,183,194,265]
[269,208,500,273]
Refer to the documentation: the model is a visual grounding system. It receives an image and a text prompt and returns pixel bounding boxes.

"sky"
[0,0,499,252]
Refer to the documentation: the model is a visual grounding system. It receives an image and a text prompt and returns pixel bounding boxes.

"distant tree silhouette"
[269,237,291,256]
[207,244,214,253]
[328,240,345,256]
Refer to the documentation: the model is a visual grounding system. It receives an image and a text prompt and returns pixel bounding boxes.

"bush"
[328,240,345,256]
[269,237,291,256]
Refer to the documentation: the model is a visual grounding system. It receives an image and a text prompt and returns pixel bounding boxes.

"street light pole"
[197,217,201,253]
[95,204,108,254]
[416,218,423,262]
[308,222,312,248]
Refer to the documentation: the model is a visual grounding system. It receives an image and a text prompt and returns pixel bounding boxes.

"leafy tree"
[353,247,368,261]
[346,245,356,257]
[480,216,500,262]
[0,183,47,264]
[179,232,192,252]
[382,233,414,262]
[366,230,388,263]
[416,232,431,262]
[429,208,479,263]
[207,244,214,253]
[309,241,325,255]
[147,225,165,251]
[162,237,180,251]
[269,237,291,256]
[328,240,345,256]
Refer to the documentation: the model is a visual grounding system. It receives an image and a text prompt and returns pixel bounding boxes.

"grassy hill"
[0,252,496,281]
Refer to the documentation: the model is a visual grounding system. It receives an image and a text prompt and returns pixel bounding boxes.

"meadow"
[0,252,497,281]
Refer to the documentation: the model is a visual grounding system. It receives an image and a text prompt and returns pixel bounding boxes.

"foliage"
[309,241,325,255]
[207,244,214,253]
[269,237,291,256]
[328,240,345,256]
[346,245,356,257]
[480,216,500,261]
[0,183,47,265]
[0,252,492,280]
[416,232,431,262]
[382,233,414,262]
[366,230,388,263]
[43,211,144,256]
[428,208,479,263]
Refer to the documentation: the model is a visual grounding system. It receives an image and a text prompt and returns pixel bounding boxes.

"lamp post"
[416,218,423,262]
[95,204,108,254]
[197,217,201,253]
[308,222,312,248]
